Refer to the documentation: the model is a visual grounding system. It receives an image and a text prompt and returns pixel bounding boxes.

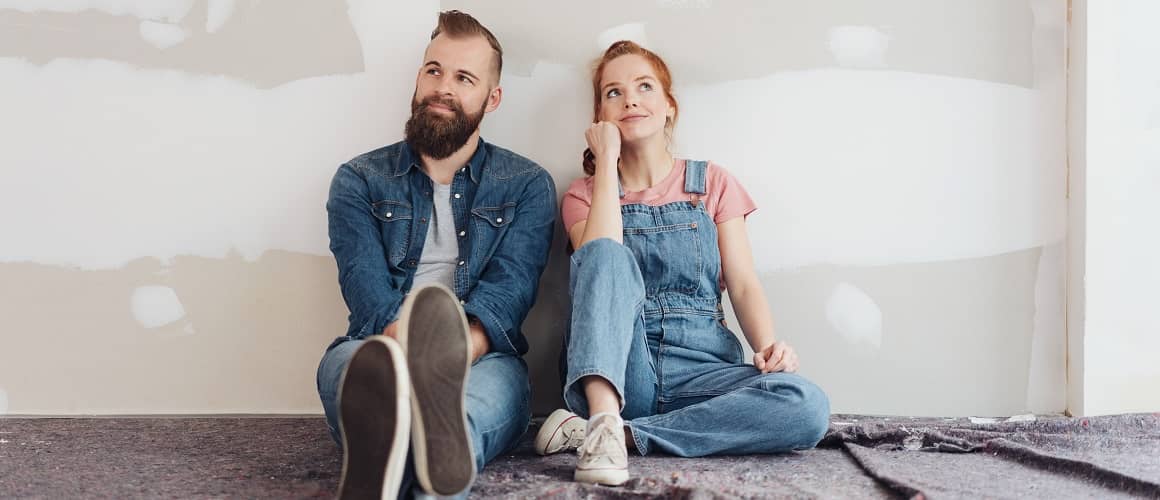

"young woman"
[534,41,830,486]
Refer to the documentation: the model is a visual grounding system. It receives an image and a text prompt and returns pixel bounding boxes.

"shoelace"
[562,428,586,452]
[578,419,621,461]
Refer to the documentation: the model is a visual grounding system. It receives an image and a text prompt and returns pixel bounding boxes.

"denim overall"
[563,160,830,457]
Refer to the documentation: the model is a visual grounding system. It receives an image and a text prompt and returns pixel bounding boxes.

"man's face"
[404,34,501,160]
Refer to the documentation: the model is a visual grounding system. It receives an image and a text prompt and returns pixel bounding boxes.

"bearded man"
[316,10,556,499]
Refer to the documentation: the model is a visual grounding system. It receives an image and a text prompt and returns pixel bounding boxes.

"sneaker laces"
[579,418,623,463]
[561,427,586,452]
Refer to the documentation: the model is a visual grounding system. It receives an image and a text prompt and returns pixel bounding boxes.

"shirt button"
[460,167,466,172]
[385,212,393,218]
[458,260,465,266]
[454,193,461,199]
[496,217,503,223]
[458,230,466,237]
[408,259,416,266]
[460,299,466,305]
[420,217,427,223]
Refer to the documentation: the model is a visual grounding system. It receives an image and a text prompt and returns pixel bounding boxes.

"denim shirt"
[326,138,557,355]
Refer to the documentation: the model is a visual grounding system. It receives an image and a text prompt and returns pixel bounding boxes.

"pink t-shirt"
[561,159,757,233]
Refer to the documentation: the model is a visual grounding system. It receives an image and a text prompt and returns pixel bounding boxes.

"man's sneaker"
[396,284,475,496]
[574,414,629,486]
[336,336,411,500]
[534,409,587,455]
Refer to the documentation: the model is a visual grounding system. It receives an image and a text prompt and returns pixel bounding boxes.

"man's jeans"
[563,238,831,457]
[317,340,530,495]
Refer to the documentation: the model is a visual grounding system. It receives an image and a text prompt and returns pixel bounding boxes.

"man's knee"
[316,338,364,397]
[470,353,530,409]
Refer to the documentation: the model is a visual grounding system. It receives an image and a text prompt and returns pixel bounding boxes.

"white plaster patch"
[205,0,237,34]
[130,286,187,329]
[969,417,998,424]
[825,283,882,348]
[0,0,1064,280]
[596,22,649,53]
[828,26,889,69]
[1006,414,1036,423]
[139,20,188,49]
[676,68,1067,269]
[0,0,195,22]
[0,2,434,270]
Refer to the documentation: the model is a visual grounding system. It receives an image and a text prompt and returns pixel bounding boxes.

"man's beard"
[404,94,486,160]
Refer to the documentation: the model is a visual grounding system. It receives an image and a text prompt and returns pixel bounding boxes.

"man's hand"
[468,318,491,363]
[754,340,799,373]
[383,318,488,362]
[381,321,399,339]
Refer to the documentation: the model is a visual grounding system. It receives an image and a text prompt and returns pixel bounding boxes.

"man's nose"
[435,74,455,96]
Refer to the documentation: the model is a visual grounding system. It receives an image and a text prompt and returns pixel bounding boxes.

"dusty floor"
[1,413,1157,498]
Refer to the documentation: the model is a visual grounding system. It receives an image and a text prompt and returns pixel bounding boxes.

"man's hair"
[430,10,503,82]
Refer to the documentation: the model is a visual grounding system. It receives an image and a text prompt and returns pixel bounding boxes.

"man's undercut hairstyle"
[431,10,503,83]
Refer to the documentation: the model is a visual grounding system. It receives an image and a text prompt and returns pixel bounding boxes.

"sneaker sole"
[336,337,411,500]
[534,409,582,456]
[397,284,475,496]
[575,467,630,486]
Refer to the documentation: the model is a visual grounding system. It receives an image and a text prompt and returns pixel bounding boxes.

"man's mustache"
[416,96,461,114]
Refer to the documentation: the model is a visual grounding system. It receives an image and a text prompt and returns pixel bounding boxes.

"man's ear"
[485,86,502,113]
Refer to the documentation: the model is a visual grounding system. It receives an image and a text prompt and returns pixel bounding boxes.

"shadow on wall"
[0,1,363,88]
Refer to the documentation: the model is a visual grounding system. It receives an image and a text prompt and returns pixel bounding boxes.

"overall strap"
[683,160,708,195]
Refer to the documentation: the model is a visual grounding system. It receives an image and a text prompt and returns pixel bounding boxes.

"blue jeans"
[317,340,531,497]
[563,238,830,457]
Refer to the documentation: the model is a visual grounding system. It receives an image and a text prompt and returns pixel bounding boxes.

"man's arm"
[462,170,557,356]
[327,163,406,338]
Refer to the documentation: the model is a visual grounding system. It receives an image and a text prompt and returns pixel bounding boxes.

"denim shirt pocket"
[371,199,413,266]
[470,202,516,263]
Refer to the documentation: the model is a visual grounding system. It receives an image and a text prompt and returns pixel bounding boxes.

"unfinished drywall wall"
[0,0,1067,416]
[471,0,1069,417]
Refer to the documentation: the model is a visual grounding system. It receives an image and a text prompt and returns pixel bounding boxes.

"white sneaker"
[534,409,587,455]
[574,414,629,486]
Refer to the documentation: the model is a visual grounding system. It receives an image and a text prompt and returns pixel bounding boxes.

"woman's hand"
[585,121,621,171]
[754,340,799,373]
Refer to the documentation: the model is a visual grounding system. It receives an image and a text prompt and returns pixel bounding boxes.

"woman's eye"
[605,88,621,98]
[640,82,653,91]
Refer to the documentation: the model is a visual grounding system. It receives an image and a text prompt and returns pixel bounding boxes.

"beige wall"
[0,0,1068,417]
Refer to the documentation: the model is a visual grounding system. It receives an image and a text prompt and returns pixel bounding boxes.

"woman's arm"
[571,122,623,249]
[718,217,799,373]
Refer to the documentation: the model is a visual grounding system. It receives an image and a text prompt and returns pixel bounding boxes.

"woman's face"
[597,54,673,144]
